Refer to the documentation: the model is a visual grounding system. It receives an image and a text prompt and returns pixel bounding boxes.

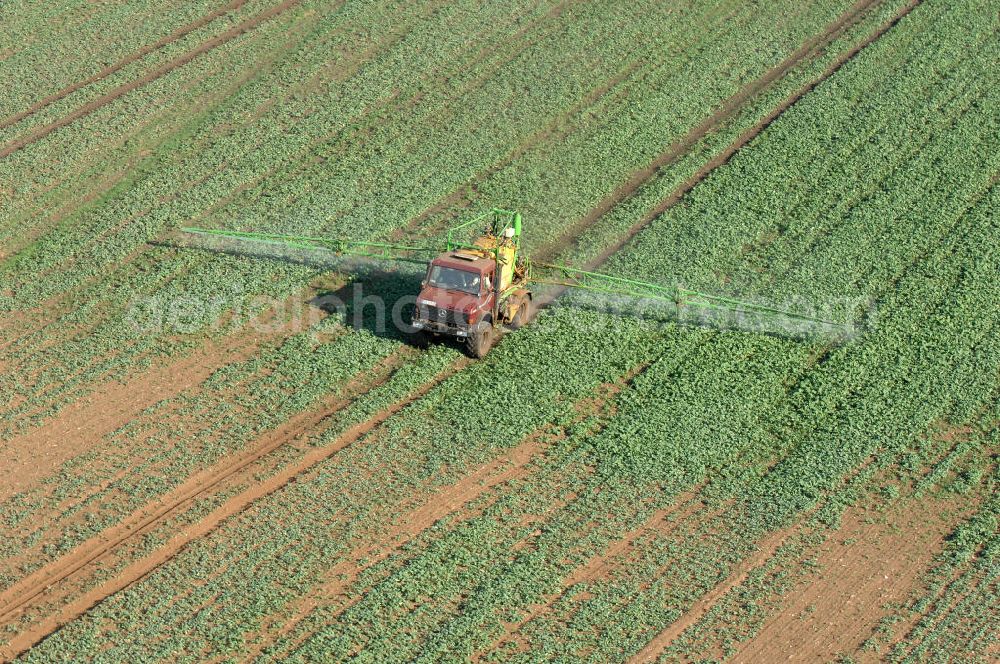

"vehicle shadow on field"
[151,237,462,352]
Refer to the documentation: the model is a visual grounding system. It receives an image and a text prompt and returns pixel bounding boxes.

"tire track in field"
[0,9,315,260]
[253,354,657,659]
[0,3,918,652]
[737,488,982,663]
[480,487,712,660]
[625,454,888,664]
[0,329,265,502]
[0,0,248,131]
[0,346,412,629]
[243,433,552,662]
[886,541,995,661]
[537,0,922,270]
[0,5,640,632]
[0,0,302,160]
[0,349,467,661]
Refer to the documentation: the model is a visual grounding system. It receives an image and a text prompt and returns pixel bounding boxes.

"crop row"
[17,0,997,657]
[0,0,234,122]
[0,0,883,561]
[6,0,998,659]
[0,0,901,458]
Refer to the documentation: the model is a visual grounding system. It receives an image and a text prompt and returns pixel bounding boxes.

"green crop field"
[0,0,997,661]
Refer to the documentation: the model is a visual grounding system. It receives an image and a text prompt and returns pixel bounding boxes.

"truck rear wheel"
[466,323,495,359]
[510,296,533,330]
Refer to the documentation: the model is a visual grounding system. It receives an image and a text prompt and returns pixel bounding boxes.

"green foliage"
[4,0,1000,662]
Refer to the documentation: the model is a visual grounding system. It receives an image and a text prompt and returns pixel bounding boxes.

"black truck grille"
[417,305,466,326]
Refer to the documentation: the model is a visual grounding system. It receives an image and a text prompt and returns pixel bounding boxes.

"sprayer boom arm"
[181,227,440,264]
[527,260,842,328]
[181,209,844,332]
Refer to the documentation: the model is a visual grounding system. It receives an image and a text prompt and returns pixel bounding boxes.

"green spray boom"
[181,208,846,332]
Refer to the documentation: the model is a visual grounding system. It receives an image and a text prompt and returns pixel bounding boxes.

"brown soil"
[0,345,412,604]
[0,331,263,502]
[627,454,893,663]
[485,487,711,659]
[0,352,465,661]
[628,525,795,664]
[0,1,248,131]
[246,433,549,660]
[732,495,968,663]
[0,0,301,159]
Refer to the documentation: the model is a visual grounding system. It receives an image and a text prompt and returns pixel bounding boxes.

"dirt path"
[0,0,247,131]
[0,352,465,661]
[732,495,969,663]
[0,1,931,657]
[482,487,712,659]
[0,0,301,159]
[626,450,896,663]
[628,525,796,663]
[0,346,415,618]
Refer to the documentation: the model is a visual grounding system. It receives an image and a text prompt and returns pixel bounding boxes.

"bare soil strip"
[0,350,464,660]
[626,452,888,663]
[0,1,248,131]
[733,494,972,663]
[244,434,549,661]
[883,541,993,662]
[0,0,301,159]
[627,525,796,663]
[482,488,710,659]
[0,0,927,657]
[0,331,263,502]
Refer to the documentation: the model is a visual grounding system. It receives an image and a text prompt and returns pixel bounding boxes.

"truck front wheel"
[466,323,495,359]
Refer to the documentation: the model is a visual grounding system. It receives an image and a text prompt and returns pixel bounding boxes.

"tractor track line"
[390,57,647,242]
[627,525,796,663]
[887,543,993,661]
[0,0,301,160]
[481,488,710,660]
[268,357,658,659]
[0,0,248,131]
[576,0,924,275]
[0,350,465,660]
[246,433,550,662]
[536,0,915,272]
[391,0,746,242]
[627,453,888,663]
[0,343,414,602]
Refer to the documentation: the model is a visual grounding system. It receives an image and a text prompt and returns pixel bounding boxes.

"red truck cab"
[412,253,496,338]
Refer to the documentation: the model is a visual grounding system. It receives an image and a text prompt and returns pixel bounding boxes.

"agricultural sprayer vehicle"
[184,209,839,358]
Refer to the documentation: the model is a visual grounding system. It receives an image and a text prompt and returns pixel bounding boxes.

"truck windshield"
[427,265,481,295]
